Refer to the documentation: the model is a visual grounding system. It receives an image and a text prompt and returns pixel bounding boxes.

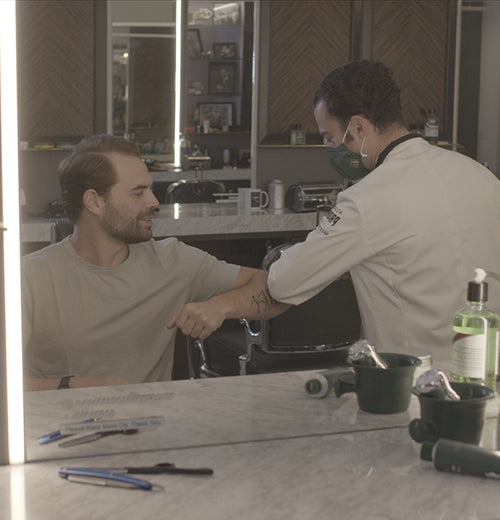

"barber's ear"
[349,115,368,138]
[82,189,103,216]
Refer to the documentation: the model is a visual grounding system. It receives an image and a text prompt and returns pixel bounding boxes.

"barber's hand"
[167,301,225,339]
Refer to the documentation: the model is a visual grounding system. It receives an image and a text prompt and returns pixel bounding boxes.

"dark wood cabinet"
[16,0,95,142]
[263,0,352,141]
[259,0,455,144]
[371,0,455,141]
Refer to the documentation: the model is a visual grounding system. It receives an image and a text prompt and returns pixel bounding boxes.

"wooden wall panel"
[372,0,449,134]
[129,38,175,129]
[268,0,352,135]
[16,0,95,140]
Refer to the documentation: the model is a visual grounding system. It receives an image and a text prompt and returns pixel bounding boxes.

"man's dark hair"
[58,134,141,222]
[313,60,403,131]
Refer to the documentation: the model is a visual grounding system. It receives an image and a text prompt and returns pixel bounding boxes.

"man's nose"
[148,190,160,209]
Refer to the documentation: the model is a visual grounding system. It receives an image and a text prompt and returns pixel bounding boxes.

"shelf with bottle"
[187,23,243,59]
[185,130,250,137]
[188,23,244,30]
[188,57,243,62]
[187,92,241,99]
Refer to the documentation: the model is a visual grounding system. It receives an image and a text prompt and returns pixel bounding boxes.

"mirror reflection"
[16,0,500,467]
[111,0,176,155]
[20,0,262,462]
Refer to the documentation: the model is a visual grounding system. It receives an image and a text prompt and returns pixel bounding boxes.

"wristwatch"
[57,376,73,389]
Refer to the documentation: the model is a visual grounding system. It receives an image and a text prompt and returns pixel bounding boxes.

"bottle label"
[424,123,439,138]
[295,130,306,145]
[451,333,487,378]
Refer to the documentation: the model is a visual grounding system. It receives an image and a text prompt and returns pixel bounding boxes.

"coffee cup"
[409,382,494,445]
[333,352,421,414]
[238,188,269,212]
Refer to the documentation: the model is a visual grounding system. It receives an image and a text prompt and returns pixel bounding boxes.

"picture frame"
[213,2,241,25]
[198,103,233,130]
[188,6,213,25]
[187,29,203,59]
[212,42,238,59]
[208,62,237,93]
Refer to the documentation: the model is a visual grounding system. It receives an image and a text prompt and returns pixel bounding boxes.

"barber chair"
[188,243,362,377]
[167,179,225,204]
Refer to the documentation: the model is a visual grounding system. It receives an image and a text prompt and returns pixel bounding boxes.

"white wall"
[477,0,500,175]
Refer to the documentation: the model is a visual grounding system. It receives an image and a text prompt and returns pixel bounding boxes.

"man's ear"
[349,115,369,139]
[82,189,103,217]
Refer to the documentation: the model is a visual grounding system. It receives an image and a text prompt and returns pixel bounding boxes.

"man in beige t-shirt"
[23,135,287,390]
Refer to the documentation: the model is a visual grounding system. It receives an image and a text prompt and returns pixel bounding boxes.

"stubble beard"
[101,204,154,244]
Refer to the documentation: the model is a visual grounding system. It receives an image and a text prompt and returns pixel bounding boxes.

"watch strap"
[57,376,73,389]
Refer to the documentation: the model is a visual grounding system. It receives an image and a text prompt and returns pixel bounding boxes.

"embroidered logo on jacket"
[318,207,342,235]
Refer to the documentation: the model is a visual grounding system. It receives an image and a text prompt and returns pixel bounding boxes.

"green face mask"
[325,122,371,181]
[326,145,371,180]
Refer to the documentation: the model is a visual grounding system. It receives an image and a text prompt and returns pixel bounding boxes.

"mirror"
[111,0,254,170]
[22,0,256,462]
[111,0,177,158]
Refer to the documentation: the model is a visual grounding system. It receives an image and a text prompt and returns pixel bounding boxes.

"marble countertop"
[21,204,318,243]
[24,370,426,461]
[24,369,500,459]
[3,371,500,518]
[3,418,500,519]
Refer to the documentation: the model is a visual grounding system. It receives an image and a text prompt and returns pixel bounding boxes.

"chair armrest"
[192,338,221,377]
[239,319,263,347]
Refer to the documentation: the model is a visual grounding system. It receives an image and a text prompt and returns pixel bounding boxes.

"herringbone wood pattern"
[372,0,449,133]
[268,0,352,134]
[16,0,95,140]
[130,38,175,128]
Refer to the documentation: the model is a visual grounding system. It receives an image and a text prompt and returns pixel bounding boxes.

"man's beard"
[101,202,154,244]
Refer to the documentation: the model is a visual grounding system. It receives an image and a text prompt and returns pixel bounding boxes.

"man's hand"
[167,268,290,339]
[167,300,226,339]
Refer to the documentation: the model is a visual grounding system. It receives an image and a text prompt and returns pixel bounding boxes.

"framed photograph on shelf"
[213,2,240,25]
[209,62,237,93]
[198,103,233,130]
[188,6,213,25]
[187,29,203,59]
[212,42,238,59]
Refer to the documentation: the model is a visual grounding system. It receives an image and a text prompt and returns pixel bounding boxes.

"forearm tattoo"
[251,289,280,314]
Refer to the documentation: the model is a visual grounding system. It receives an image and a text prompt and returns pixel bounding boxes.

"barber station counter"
[20,204,318,244]
[2,371,500,519]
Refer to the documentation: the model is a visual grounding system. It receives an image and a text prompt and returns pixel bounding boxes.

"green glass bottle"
[451,280,499,391]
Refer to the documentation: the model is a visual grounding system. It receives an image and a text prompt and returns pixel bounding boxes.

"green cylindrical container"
[421,438,500,478]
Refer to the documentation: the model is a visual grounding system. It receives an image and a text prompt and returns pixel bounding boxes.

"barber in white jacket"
[173,60,500,367]
[267,60,500,363]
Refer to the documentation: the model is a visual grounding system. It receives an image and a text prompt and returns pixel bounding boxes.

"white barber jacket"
[268,137,500,362]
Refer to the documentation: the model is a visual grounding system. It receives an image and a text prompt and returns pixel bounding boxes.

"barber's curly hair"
[313,60,403,131]
[58,134,140,222]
